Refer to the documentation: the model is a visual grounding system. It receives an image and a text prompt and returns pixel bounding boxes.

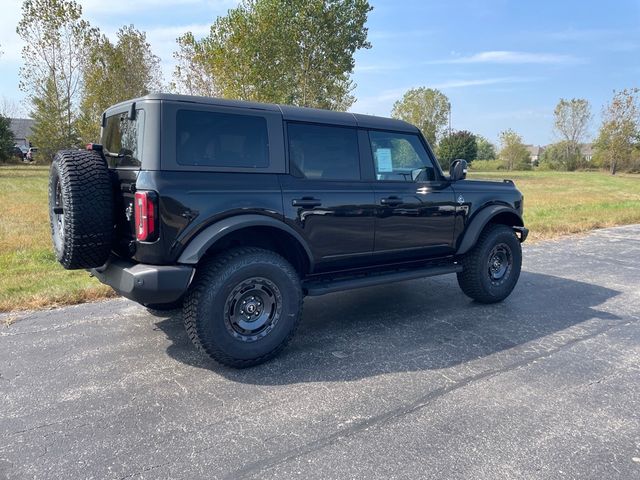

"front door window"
[369,130,438,182]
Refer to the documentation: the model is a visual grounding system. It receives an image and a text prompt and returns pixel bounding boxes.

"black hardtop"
[105,93,419,133]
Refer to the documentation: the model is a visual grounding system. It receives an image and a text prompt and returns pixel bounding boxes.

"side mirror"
[449,159,468,181]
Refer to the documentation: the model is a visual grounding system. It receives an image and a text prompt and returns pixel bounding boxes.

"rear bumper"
[90,257,194,305]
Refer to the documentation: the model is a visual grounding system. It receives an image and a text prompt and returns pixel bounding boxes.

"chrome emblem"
[457,195,465,205]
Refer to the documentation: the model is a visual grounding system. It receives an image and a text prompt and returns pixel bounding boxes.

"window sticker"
[376,148,393,172]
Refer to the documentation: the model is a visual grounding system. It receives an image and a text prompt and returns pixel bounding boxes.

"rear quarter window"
[176,110,269,168]
[102,110,145,168]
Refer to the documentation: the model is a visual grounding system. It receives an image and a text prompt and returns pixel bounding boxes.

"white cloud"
[442,50,584,65]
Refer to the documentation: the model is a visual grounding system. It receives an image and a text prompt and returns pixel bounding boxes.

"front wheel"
[457,224,522,303]
[183,247,303,368]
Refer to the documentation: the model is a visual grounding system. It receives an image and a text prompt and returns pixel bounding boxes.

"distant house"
[580,143,594,162]
[525,145,544,165]
[9,118,35,152]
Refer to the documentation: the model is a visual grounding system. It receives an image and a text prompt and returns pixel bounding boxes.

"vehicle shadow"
[154,271,621,385]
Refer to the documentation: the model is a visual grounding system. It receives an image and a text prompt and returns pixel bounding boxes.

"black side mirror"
[449,159,468,181]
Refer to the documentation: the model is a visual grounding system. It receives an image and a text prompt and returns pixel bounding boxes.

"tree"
[593,88,640,175]
[79,25,162,142]
[172,0,372,110]
[0,97,24,118]
[475,135,496,160]
[391,87,449,146]
[436,130,477,169]
[498,129,530,171]
[553,98,591,161]
[539,141,583,171]
[30,76,74,161]
[0,114,15,162]
[172,32,219,97]
[17,0,96,160]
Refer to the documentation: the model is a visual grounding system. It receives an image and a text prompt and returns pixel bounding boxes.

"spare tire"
[49,149,114,270]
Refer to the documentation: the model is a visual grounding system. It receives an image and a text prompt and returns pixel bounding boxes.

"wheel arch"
[456,205,524,255]
[177,215,314,275]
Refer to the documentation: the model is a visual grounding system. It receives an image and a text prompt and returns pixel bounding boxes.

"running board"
[303,264,463,297]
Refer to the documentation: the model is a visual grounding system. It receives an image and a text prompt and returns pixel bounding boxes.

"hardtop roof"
[105,93,419,133]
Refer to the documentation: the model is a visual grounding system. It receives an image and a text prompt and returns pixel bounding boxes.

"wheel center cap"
[246,303,256,314]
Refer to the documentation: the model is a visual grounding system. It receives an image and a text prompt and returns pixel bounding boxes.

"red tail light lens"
[134,191,157,241]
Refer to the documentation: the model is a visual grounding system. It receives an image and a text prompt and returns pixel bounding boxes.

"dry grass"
[469,171,640,241]
[0,165,115,312]
[1,165,639,312]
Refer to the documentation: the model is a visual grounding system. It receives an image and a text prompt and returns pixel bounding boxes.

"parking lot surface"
[1,225,639,479]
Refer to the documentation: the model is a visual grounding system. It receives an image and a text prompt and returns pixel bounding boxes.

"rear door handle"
[292,197,322,208]
[380,196,402,206]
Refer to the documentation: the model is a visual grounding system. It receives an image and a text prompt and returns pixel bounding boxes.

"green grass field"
[0,166,114,312]
[1,165,639,312]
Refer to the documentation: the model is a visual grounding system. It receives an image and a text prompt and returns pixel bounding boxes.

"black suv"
[49,94,528,367]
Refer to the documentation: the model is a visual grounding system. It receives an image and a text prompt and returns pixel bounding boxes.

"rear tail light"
[134,191,157,241]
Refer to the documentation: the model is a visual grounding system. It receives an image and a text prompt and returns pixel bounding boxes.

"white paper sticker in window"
[376,148,393,172]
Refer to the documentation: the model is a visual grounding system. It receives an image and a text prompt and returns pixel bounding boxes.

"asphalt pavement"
[1,225,639,480]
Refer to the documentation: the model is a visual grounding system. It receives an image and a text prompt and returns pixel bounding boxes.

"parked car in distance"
[11,145,25,162]
[48,94,528,368]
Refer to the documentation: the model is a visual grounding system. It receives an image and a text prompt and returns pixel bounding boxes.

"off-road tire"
[49,150,114,269]
[183,247,303,368]
[457,224,522,303]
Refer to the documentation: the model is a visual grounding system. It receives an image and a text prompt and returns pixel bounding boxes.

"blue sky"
[0,0,638,145]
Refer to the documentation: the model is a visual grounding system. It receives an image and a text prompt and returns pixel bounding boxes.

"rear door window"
[287,123,360,180]
[176,110,269,168]
[102,110,145,168]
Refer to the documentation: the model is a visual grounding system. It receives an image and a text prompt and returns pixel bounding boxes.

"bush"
[469,159,506,171]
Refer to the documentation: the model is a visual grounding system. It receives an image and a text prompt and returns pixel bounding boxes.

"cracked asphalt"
[1,225,640,480]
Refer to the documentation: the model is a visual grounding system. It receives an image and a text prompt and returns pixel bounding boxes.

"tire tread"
[183,247,303,368]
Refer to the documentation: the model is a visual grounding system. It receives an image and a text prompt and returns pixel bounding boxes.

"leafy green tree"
[593,88,640,174]
[79,25,162,142]
[436,130,477,169]
[0,114,15,162]
[498,129,530,171]
[539,141,583,171]
[17,0,96,160]
[30,76,76,161]
[475,135,496,160]
[553,98,591,163]
[391,87,449,146]
[173,0,372,110]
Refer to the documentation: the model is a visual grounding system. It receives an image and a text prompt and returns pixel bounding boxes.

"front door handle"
[380,196,402,206]
[292,197,322,208]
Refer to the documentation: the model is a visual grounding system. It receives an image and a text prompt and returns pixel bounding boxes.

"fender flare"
[456,205,524,255]
[177,214,314,269]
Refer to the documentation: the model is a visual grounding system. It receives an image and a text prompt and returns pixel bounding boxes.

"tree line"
[1,0,638,174]
[390,87,640,174]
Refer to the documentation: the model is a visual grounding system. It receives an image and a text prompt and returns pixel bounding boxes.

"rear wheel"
[183,247,303,368]
[457,224,522,303]
[49,150,114,269]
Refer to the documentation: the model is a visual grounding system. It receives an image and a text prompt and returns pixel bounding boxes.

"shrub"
[468,159,506,171]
